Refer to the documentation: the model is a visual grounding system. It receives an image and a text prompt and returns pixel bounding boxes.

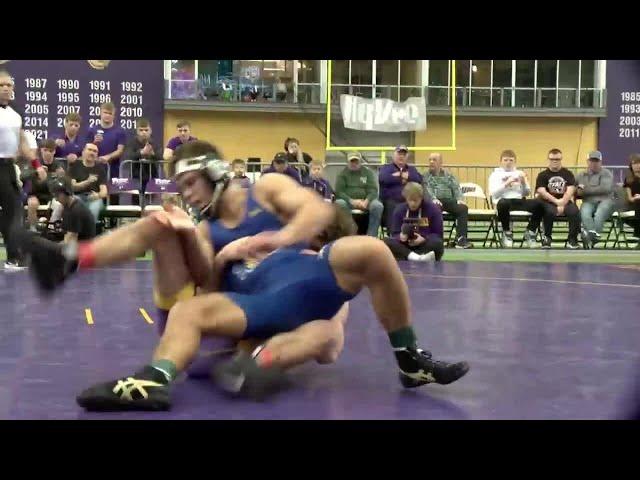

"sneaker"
[76,366,171,411]
[588,230,601,248]
[9,227,77,293]
[501,231,514,248]
[541,236,552,249]
[455,236,473,249]
[567,239,580,249]
[523,230,537,248]
[211,351,286,401]
[396,348,470,387]
[4,260,28,271]
[580,229,591,250]
[418,251,436,263]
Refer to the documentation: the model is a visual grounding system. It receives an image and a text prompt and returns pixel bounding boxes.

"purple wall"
[3,60,164,144]
[599,60,640,166]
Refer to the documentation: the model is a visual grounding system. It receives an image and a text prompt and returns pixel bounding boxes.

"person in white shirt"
[0,69,45,270]
[488,149,544,248]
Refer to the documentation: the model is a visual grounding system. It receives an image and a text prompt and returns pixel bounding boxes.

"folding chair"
[444,183,498,247]
[143,178,182,215]
[103,178,142,226]
[606,210,637,248]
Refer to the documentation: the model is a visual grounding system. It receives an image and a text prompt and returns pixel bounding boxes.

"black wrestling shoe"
[76,366,171,412]
[395,348,470,388]
[211,351,285,401]
[10,227,78,293]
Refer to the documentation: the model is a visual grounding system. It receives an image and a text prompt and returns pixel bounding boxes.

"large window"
[428,60,450,106]
[492,60,512,106]
[558,60,579,107]
[537,60,557,107]
[169,60,196,99]
[580,60,596,107]
[297,60,321,104]
[515,60,535,107]
[470,60,491,106]
[330,60,424,103]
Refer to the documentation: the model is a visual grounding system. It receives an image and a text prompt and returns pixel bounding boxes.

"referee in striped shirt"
[0,69,46,270]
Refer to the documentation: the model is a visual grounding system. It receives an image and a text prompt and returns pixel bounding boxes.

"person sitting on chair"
[422,152,472,249]
[334,152,383,237]
[383,182,444,262]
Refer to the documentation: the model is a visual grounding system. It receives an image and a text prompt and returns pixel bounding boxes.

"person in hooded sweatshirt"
[488,149,544,248]
[302,159,334,201]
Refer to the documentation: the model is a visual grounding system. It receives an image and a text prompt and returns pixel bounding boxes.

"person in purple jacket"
[303,159,333,201]
[378,145,422,229]
[163,120,197,162]
[85,102,127,180]
[383,182,444,262]
[54,112,83,164]
[85,102,127,223]
[262,152,301,183]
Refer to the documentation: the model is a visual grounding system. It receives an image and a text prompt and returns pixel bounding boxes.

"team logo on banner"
[87,60,111,70]
[340,94,427,132]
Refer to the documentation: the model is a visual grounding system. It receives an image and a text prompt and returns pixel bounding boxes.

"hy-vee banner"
[340,94,427,132]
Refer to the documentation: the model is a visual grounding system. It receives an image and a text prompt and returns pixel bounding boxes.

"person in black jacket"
[123,118,161,205]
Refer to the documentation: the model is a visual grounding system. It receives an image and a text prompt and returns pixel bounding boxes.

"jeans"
[335,198,383,237]
[580,199,615,234]
[77,194,103,223]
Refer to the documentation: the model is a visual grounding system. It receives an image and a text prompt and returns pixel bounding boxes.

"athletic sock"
[390,326,419,367]
[150,359,178,383]
[389,326,417,351]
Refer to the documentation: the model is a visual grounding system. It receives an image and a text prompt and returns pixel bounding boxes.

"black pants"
[541,201,580,241]
[438,198,468,238]
[383,199,399,231]
[383,236,444,261]
[496,198,544,233]
[0,162,24,263]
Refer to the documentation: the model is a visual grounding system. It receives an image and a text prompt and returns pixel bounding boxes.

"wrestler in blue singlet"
[221,243,356,339]
[208,186,284,252]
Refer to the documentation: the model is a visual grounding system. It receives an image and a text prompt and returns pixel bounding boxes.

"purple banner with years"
[1,60,164,145]
[598,60,640,165]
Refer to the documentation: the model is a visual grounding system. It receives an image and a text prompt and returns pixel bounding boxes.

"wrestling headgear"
[174,154,231,217]
[48,176,74,196]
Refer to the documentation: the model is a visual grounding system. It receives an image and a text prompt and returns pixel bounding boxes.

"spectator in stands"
[163,120,197,161]
[49,176,96,242]
[379,145,422,229]
[623,153,640,240]
[123,118,161,205]
[489,149,542,248]
[423,152,472,249]
[383,182,444,262]
[68,143,108,224]
[54,112,83,163]
[230,159,251,188]
[576,150,615,248]
[334,152,383,237]
[262,152,302,183]
[534,148,581,249]
[284,137,313,178]
[86,102,126,179]
[86,102,126,223]
[26,139,65,231]
[303,159,333,201]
